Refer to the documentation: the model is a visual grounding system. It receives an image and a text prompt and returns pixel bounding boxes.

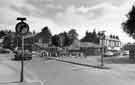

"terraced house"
[100,35,121,51]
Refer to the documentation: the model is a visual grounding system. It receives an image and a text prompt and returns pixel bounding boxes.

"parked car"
[0,48,13,54]
[0,48,15,58]
[104,51,114,57]
[111,50,121,56]
[13,47,32,61]
[122,50,129,56]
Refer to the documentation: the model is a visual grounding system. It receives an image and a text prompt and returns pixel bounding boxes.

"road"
[23,56,135,85]
[0,55,135,85]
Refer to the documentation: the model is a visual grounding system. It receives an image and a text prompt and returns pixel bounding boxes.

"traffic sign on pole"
[15,17,29,83]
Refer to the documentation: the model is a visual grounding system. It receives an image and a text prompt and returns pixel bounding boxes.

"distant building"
[100,35,121,51]
[67,40,102,56]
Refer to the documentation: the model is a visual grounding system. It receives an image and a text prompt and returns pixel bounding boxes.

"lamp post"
[99,31,106,67]
[15,17,29,82]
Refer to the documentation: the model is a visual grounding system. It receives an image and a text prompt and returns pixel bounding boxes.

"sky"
[0,0,135,44]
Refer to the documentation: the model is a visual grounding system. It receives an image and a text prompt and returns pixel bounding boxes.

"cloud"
[0,0,134,43]
[10,0,127,19]
[25,16,68,35]
[0,8,22,25]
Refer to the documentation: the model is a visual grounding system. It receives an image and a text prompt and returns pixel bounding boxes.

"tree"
[122,6,135,60]
[91,29,99,44]
[0,30,6,38]
[58,32,73,47]
[35,26,52,43]
[68,29,78,40]
[51,34,60,47]
[81,29,99,44]
[3,33,16,50]
[122,6,135,39]
[51,32,73,47]
[81,31,93,42]
[63,32,73,46]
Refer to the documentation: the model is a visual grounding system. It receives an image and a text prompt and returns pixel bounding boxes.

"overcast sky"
[0,0,135,43]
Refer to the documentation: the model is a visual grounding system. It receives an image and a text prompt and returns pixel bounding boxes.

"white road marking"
[25,78,46,85]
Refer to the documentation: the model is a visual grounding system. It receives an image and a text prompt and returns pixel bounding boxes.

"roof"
[104,36,120,42]
[79,42,101,48]
[67,40,101,50]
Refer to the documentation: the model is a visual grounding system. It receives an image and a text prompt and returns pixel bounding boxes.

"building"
[67,40,102,56]
[100,35,121,51]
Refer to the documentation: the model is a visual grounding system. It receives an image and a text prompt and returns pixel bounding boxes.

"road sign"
[15,22,29,35]
[15,17,30,82]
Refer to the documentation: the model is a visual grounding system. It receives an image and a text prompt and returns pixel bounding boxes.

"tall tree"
[51,32,73,47]
[122,6,135,39]
[51,34,60,47]
[68,29,78,40]
[3,33,16,50]
[59,32,73,47]
[81,29,99,44]
[0,30,6,38]
[92,29,99,44]
[35,26,52,43]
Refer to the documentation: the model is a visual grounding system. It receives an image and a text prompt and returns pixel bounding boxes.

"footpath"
[49,56,135,74]
[49,56,109,69]
[0,56,41,85]
[49,56,135,82]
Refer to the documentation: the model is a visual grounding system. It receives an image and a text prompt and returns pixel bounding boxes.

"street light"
[99,31,106,67]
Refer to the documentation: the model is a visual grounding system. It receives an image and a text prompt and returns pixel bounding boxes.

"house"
[66,40,102,56]
[79,42,101,56]
[99,35,121,51]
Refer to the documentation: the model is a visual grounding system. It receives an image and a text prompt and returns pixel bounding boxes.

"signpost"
[15,17,29,82]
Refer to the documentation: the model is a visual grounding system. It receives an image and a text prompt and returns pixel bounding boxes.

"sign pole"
[20,36,24,82]
[15,17,29,83]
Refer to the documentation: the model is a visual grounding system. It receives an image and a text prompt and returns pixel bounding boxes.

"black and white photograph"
[0,0,135,85]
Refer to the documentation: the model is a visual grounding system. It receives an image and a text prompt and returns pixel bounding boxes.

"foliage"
[68,29,78,40]
[51,32,74,47]
[81,29,99,44]
[122,6,135,39]
[35,26,52,43]
[0,30,6,38]
[3,34,16,50]
[51,34,60,47]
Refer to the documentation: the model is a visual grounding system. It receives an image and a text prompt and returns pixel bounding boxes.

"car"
[104,51,114,57]
[0,48,13,54]
[0,48,15,58]
[122,50,129,56]
[13,47,32,61]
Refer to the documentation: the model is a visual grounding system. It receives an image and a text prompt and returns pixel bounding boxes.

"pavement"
[26,56,135,85]
[48,56,135,82]
[49,55,135,69]
[1,55,135,85]
[0,56,42,85]
[49,56,108,69]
